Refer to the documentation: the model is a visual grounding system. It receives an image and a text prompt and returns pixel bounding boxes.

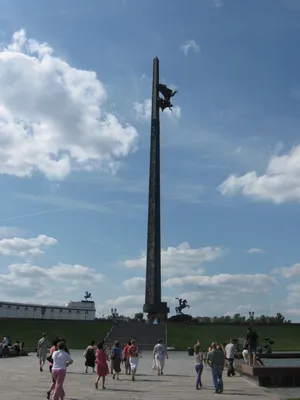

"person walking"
[246,327,259,365]
[128,339,141,381]
[242,341,249,364]
[83,341,96,373]
[207,342,225,394]
[194,341,204,390]
[153,339,168,376]
[110,341,123,380]
[46,339,58,399]
[225,339,236,377]
[37,333,49,372]
[52,341,73,400]
[123,340,132,375]
[95,341,109,390]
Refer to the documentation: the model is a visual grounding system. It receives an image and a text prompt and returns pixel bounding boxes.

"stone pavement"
[0,351,284,400]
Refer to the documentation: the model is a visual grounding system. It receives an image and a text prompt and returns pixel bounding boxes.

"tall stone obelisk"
[143,57,177,320]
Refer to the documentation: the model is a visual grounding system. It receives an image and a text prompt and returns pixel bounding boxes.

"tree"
[133,312,144,322]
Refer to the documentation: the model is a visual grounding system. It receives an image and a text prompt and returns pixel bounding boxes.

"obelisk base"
[143,302,169,322]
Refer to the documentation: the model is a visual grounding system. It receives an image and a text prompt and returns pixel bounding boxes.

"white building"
[0,300,96,321]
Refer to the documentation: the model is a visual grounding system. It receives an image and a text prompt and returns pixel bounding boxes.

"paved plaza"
[0,351,285,400]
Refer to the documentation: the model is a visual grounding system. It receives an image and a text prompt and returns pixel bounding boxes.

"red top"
[96,348,108,365]
[128,344,139,357]
[123,345,129,358]
[49,345,56,366]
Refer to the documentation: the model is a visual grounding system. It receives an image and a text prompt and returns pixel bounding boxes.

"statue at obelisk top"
[143,57,178,321]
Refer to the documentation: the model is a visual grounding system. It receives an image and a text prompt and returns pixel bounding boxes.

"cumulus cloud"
[164,273,276,294]
[0,226,24,238]
[122,277,145,292]
[180,40,200,56]
[105,295,144,307]
[284,283,300,317]
[163,274,278,317]
[0,234,56,257]
[109,274,279,318]
[0,262,104,304]
[248,248,265,254]
[273,263,300,279]
[124,242,224,276]
[219,146,300,204]
[133,98,181,121]
[0,29,138,180]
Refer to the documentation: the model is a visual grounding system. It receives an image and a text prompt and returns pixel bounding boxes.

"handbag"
[47,355,53,363]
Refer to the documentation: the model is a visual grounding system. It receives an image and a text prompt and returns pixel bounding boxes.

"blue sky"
[0,0,300,320]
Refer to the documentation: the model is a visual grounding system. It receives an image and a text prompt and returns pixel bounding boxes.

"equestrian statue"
[84,291,92,301]
[175,297,190,315]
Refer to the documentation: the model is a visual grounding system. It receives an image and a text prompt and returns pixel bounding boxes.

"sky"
[0,0,300,320]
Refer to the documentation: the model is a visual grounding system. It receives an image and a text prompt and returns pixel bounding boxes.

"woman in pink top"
[95,341,109,390]
[46,339,58,399]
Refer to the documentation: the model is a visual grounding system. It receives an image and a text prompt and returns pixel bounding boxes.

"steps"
[107,322,166,351]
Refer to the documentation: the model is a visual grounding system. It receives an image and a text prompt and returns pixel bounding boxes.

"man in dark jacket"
[246,327,259,365]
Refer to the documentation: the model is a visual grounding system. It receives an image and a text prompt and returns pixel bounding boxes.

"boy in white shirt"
[225,339,236,377]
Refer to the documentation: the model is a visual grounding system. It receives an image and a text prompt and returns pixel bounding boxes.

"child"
[95,341,109,390]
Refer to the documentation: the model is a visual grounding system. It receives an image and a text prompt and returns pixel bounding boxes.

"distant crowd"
[0,335,26,357]
[1,324,261,398]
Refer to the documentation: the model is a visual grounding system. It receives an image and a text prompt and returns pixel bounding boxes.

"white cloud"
[180,40,200,56]
[163,274,278,318]
[285,309,300,317]
[0,226,24,238]
[164,273,276,294]
[284,283,300,317]
[0,234,56,257]
[108,277,279,318]
[273,263,300,279]
[0,262,104,304]
[122,277,145,292]
[105,295,144,307]
[236,304,254,311]
[133,98,181,121]
[0,29,138,180]
[248,248,265,254]
[124,242,224,276]
[219,145,300,204]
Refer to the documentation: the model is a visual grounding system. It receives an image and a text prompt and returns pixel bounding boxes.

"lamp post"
[249,311,255,321]
[111,308,119,326]
[111,308,118,318]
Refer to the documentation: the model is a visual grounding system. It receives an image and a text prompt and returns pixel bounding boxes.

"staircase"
[107,322,166,351]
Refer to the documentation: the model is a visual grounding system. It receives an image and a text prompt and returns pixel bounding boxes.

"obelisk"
[143,57,170,320]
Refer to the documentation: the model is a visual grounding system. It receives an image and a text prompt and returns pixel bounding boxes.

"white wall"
[0,302,96,320]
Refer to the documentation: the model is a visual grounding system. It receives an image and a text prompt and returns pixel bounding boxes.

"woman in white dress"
[128,339,141,381]
[153,339,168,376]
